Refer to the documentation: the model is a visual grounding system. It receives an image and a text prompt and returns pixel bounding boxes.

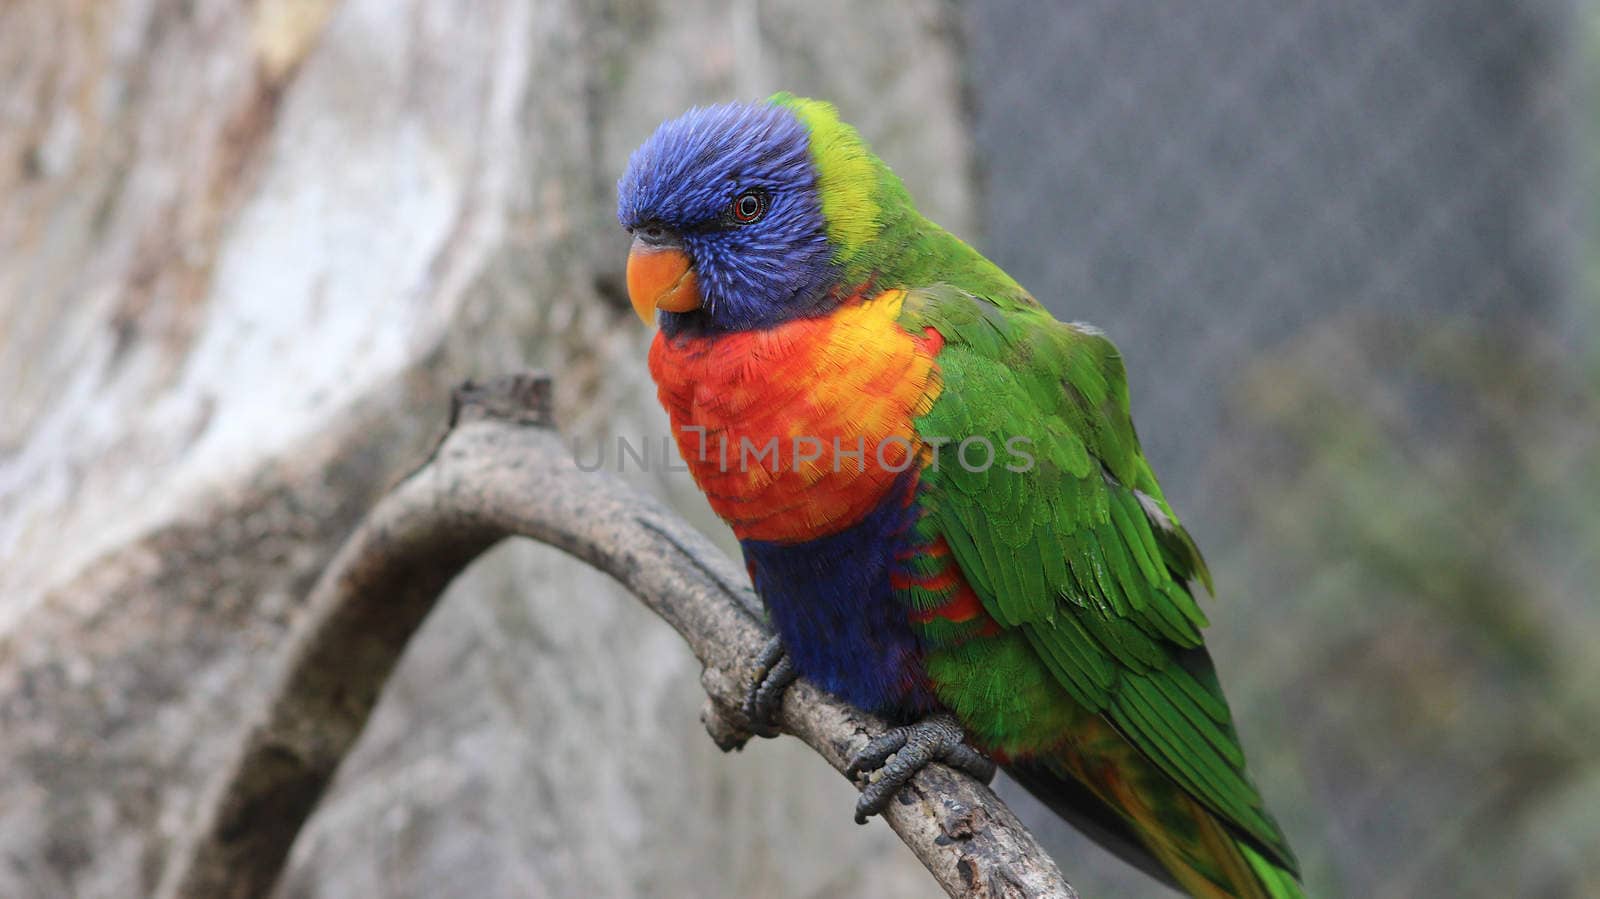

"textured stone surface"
[0,1,973,896]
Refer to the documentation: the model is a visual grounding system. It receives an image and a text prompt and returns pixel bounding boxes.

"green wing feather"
[903,284,1296,872]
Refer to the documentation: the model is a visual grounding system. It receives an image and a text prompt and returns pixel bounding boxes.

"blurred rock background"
[1,1,1595,897]
[0,1,965,896]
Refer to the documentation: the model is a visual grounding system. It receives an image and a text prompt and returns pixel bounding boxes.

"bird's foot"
[741,635,797,738]
[845,713,996,824]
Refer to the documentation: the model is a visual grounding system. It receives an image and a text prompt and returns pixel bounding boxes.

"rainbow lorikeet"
[617,94,1303,899]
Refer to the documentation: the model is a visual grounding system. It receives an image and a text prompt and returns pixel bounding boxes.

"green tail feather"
[1241,844,1307,899]
[1006,742,1304,899]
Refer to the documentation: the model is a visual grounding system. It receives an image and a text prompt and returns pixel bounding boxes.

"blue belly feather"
[739,473,933,717]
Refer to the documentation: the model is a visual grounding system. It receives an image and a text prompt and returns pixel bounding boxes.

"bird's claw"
[846,713,996,824]
[741,635,797,738]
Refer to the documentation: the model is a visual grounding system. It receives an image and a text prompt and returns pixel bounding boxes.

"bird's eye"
[730,189,768,225]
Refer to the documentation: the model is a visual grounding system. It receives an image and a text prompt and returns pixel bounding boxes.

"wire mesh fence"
[967,2,1599,896]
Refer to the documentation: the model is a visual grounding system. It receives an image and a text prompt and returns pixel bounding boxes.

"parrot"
[616,94,1304,899]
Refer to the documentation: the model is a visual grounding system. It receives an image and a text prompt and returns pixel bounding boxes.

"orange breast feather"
[649,289,944,543]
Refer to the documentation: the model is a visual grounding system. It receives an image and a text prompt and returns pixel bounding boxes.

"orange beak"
[626,240,701,325]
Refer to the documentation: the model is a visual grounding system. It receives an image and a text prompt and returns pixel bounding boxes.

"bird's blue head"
[617,99,844,334]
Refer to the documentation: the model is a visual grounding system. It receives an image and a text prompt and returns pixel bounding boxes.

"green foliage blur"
[1213,310,1599,897]
[972,4,1600,895]
[1210,27,1600,892]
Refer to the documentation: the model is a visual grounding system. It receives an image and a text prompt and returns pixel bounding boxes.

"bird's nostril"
[636,223,679,248]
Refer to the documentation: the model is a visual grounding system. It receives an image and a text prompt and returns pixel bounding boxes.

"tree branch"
[160,372,1077,899]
